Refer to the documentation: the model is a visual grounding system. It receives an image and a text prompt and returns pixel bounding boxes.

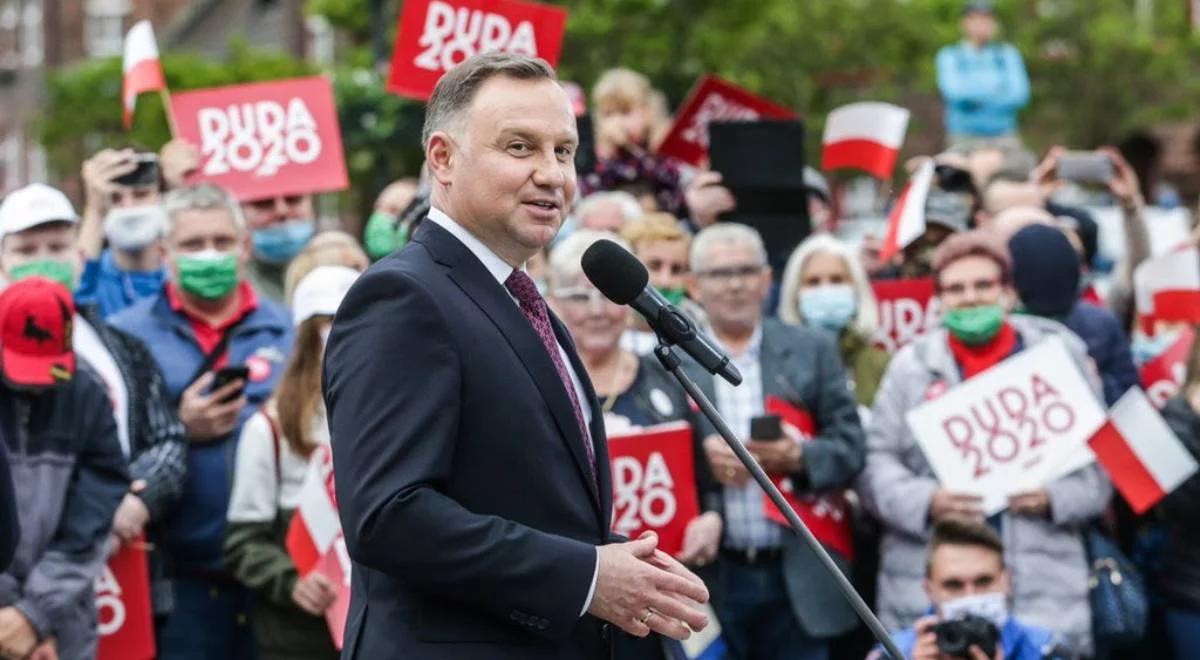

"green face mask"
[943,304,1006,345]
[363,212,408,261]
[10,259,75,290]
[657,286,686,306]
[176,250,239,300]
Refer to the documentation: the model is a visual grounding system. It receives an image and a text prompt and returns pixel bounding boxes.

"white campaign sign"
[906,337,1106,515]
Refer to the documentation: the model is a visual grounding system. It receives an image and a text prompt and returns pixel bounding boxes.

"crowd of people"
[0,2,1196,660]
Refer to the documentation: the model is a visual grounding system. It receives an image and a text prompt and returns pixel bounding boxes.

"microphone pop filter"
[582,239,649,305]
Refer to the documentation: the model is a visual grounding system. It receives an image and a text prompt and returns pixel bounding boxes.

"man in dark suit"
[323,52,710,660]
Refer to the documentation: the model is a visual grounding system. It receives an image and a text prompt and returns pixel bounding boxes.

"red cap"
[0,277,75,387]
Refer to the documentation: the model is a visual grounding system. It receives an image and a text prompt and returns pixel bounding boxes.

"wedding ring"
[640,608,655,625]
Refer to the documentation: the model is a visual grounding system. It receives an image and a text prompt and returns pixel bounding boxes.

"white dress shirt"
[425,207,600,617]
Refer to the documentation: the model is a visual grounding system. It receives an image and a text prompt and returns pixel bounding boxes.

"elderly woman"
[856,230,1110,656]
[778,233,890,408]
[547,228,723,658]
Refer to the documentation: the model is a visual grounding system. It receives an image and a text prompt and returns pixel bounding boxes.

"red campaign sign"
[655,75,796,167]
[762,396,854,560]
[1142,326,1195,409]
[96,540,155,660]
[169,77,349,202]
[387,0,568,102]
[870,277,941,353]
[607,422,701,556]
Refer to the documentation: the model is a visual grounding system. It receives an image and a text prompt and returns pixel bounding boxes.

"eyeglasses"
[550,287,611,307]
[695,264,765,282]
[940,278,1002,299]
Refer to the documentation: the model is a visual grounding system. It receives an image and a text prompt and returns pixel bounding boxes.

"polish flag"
[878,159,935,262]
[122,20,166,129]
[1133,247,1200,323]
[1089,388,1199,514]
[285,447,342,574]
[821,102,911,179]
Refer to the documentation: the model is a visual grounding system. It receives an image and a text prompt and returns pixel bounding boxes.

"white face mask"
[104,204,167,252]
[939,591,1008,629]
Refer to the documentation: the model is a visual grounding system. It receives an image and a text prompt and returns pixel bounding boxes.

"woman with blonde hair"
[224,265,360,660]
[778,233,890,407]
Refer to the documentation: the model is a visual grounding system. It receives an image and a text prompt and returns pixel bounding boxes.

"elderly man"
[683,222,865,660]
[110,183,293,660]
[324,52,709,660]
[574,190,643,233]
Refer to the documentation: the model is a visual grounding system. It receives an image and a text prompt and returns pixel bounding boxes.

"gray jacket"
[856,315,1110,656]
[0,367,128,660]
[683,318,866,638]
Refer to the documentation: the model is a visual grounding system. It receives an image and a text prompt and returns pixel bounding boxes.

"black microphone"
[582,239,742,386]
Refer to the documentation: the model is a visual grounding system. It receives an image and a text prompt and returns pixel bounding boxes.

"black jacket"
[324,220,616,659]
[0,441,16,572]
[1156,395,1200,610]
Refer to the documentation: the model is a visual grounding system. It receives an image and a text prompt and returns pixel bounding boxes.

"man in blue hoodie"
[110,183,292,660]
[936,1,1030,152]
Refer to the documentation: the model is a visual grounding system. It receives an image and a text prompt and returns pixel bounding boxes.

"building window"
[20,1,40,66]
[0,0,19,70]
[84,0,129,58]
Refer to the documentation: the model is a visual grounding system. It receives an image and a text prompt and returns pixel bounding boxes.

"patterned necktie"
[504,269,597,483]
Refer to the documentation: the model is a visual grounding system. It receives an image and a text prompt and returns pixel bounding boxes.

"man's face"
[637,239,689,292]
[688,242,771,335]
[0,223,82,281]
[962,12,997,44]
[164,208,249,279]
[428,76,578,265]
[240,194,315,231]
[924,543,1010,607]
[937,255,1012,312]
[111,184,161,209]
[579,200,627,233]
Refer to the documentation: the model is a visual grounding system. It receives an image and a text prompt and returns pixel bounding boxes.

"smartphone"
[212,365,249,403]
[750,414,783,441]
[113,153,160,187]
[1056,151,1113,184]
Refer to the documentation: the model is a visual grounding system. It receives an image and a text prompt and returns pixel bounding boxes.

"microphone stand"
[651,341,903,660]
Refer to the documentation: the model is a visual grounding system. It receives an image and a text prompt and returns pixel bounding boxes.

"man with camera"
[878,519,1065,660]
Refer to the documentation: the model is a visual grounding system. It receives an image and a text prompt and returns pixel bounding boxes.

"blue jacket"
[1062,302,1139,406]
[75,249,166,320]
[936,41,1030,137]
[887,616,1060,660]
[109,287,292,570]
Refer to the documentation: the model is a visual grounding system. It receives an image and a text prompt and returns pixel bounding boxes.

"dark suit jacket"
[323,220,615,659]
[682,318,865,638]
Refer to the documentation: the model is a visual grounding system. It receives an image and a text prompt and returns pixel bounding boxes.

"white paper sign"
[906,337,1106,515]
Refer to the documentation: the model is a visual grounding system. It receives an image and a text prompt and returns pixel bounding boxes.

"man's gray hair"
[421,52,557,149]
[574,191,643,230]
[163,183,245,236]
[689,223,767,273]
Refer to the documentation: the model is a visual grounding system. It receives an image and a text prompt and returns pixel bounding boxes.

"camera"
[935,614,1000,659]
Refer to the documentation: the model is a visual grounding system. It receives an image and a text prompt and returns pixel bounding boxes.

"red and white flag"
[878,158,935,262]
[122,20,166,129]
[1089,387,1199,514]
[286,447,341,572]
[1134,247,1200,323]
[821,102,910,179]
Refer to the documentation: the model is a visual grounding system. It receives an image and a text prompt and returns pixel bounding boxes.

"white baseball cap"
[0,183,79,239]
[292,265,360,326]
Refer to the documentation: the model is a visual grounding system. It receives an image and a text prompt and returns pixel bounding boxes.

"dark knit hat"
[1008,224,1080,317]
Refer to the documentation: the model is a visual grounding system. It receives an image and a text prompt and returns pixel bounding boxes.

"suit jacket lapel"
[415,222,604,521]
[760,320,797,403]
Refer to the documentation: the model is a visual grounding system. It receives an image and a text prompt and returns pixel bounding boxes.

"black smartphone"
[113,153,160,187]
[212,365,249,403]
[749,414,783,441]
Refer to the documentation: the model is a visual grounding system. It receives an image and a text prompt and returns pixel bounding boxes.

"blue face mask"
[1131,332,1178,366]
[799,284,857,332]
[252,220,315,265]
[125,268,165,299]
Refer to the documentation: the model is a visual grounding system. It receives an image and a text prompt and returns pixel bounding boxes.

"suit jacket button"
[537,618,550,630]
[600,623,612,640]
